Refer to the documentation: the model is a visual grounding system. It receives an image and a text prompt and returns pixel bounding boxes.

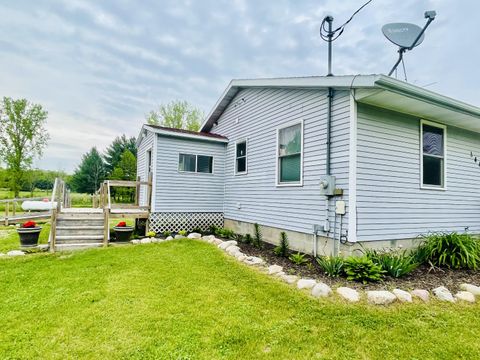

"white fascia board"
[144,125,228,144]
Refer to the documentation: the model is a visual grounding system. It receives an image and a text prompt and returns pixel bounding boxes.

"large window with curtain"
[421,120,446,189]
[277,122,303,185]
[178,154,213,174]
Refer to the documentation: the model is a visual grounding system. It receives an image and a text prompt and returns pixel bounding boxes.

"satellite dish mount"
[385,11,437,77]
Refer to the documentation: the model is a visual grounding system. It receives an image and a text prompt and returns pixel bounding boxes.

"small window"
[421,121,446,188]
[179,154,196,172]
[277,122,303,185]
[235,140,247,174]
[197,155,213,173]
[178,154,213,174]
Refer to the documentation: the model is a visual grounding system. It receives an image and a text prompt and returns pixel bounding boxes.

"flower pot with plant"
[113,221,134,242]
[17,221,42,247]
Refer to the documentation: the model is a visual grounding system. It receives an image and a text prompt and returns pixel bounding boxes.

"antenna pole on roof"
[326,16,334,76]
[387,11,436,76]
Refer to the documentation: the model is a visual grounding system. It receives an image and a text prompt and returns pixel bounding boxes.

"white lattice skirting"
[149,212,224,233]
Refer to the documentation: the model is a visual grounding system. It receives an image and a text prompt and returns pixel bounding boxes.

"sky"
[0,0,478,173]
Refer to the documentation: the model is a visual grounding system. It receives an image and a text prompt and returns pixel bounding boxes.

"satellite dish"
[382,23,425,48]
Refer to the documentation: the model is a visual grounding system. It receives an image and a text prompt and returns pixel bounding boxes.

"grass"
[0,240,479,359]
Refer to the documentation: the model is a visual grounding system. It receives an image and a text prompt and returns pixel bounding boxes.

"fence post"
[103,207,110,247]
[4,201,9,226]
[135,176,140,206]
[49,209,57,253]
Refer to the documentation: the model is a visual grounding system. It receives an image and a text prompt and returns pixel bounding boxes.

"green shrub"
[147,231,156,238]
[343,256,384,284]
[192,227,202,234]
[163,231,171,238]
[415,232,480,270]
[289,252,309,266]
[244,233,253,244]
[253,223,263,249]
[216,228,235,239]
[316,256,344,277]
[208,224,218,235]
[178,230,187,237]
[274,232,289,257]
[364,249,418,278]
[233,233,244,242]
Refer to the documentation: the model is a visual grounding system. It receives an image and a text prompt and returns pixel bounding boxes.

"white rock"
[393,289,412,303]
[337,287,360,303]
[212,238,223,245]
[236,254,247,262]
[7,250,25,257]
[274,271,286,278]
[166,236,173,241]
[243,256,265,266]
[0,253,6,257]
[140,238,152,244]
[187,232,202,239]
[202,235,215,241]
[455,291,476,303]
[234,252,245,259]
[218,240,237,250]
[411,289,430,302]
[37,244,49,250]
[151,238,160,243]
[174,235,184,239]
[226,246,241,255]
[130,239,140,244]
[297,279,316,290]
[281,274,299,284]
[459,283,480,296]
[367,291,397,305]
[311,283,333,298]
[268,265,283,275]
[433,286,455,302]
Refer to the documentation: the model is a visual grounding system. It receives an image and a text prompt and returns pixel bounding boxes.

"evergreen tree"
[70,147,106,194]
[104,135,136,175]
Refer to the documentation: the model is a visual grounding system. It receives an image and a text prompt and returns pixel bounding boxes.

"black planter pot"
[17,227,42,248]
[113,226,134,242]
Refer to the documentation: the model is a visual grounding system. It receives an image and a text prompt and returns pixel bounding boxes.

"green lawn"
[0,240,479,359]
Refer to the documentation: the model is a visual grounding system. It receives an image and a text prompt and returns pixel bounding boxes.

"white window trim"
[420,119,447,191]
[178,153,215,175]
[275,120,304,187]
[234,138,248,175]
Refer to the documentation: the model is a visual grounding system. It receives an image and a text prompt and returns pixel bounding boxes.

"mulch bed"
[230,239,480,292]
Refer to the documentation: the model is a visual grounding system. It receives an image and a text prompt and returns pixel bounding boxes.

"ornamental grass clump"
[364,248,418,278]
[316,256,344,278]
[415,232,480,270]
[289,252,309,266]
[253,223,263,249]
[343,256,384,284]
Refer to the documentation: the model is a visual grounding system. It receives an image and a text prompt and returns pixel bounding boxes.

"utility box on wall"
[319,175,336,196]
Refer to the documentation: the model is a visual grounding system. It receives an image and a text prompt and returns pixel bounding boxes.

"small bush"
[178,230,187,237]
[289,252,309,266]
[216,228,235,239]
[208,225,218,235]
[274,232,289,257]
[244,234,253,244]
[343,256,384,284]
[163,231,171,238]
[316,256,344,277]
[147,231,156,238]
[416,232,480,270]
[233,233,244,242]
[364,248,418,278]
[253,223,263,249]
[192,227,202,234]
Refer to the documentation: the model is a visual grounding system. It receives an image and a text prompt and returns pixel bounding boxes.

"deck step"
[55,243,104,250]
[56,235,104,241]
[57,225,104,230]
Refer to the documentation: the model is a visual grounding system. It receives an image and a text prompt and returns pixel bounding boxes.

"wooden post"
[4,201,9,226]
[49,209,57,253]
[103,208,110,247]
[146,172,153,209]
[135,176,140,206]
[12,201,16,217]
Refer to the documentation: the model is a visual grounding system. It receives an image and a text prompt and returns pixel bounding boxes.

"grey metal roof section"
[200,74,480,134]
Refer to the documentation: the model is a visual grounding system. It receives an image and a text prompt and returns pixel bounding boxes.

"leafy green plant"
[178,230,187,237]
[216,228,235,239]
[244,233,253,244]
[233,233,244,242]
[274,232,290,257]
[163,231,171,238]
[316,256,344,277]
[253,223,263,249]
[364,248,418,278]
[147,231,156,238]
[343,256,384,284]
[192,227,202,234]
[415,232,480,270]
[208,224,218,235]
[289,252,309,266]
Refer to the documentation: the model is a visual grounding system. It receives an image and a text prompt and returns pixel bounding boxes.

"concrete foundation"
[224,218,422,257]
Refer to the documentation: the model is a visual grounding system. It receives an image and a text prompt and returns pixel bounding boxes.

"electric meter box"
[319,175,336,196]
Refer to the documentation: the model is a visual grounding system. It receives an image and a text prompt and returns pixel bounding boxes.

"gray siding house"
[136,74,480,255]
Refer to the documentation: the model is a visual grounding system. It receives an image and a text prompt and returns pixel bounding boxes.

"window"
[421,121,446,188]
[277,122,303,185]
[178,154,213,174]
[146,149,152,174]
[235,140,247,174]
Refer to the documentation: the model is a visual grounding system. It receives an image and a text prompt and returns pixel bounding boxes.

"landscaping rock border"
[126,233,480,306]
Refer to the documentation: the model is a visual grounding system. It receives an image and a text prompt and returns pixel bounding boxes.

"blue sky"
[0,0,478,172]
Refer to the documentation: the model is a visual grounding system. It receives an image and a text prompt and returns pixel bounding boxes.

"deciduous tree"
[146,100,203,131]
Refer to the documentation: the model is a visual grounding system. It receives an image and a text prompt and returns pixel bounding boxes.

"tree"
[146,100,203,131]
[109,150,137,202]
[70,147,106,194]
[0,97,49,196]
[104,135,136,175]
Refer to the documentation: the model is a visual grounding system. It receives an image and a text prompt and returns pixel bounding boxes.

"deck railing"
[49,178,70,252]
